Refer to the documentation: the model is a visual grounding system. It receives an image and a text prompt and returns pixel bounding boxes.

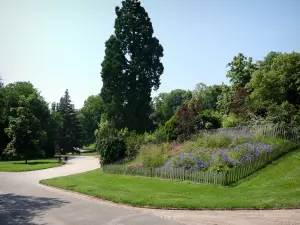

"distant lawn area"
[41,150,300,209]
[80,151,98,156]
[0,159,64,172]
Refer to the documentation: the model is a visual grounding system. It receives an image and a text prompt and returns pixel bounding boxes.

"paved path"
[1,156,299,225]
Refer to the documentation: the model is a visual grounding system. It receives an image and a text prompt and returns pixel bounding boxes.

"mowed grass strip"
[41,150,300,209]
[0,159,63,172]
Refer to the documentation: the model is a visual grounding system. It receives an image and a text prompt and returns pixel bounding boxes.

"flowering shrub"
[171,152,211,170]
[166,142,277,171]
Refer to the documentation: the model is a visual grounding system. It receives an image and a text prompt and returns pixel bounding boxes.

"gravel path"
[1,156,299,225]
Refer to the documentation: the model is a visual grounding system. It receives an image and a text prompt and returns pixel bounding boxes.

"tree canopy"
[101,0,164,133]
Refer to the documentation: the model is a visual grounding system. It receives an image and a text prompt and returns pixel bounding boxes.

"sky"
[0,0,299,108]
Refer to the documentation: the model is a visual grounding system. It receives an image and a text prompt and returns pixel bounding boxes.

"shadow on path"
[0,194,68,225]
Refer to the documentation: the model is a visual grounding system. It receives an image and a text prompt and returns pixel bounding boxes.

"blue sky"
[0,0,299,108]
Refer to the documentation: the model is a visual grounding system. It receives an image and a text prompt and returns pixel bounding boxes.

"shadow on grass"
[0,194,68,225]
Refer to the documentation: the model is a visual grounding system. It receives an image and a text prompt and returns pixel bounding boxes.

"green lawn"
[0,159,64,172]
[80,151,99,156]
[41,150,300,209]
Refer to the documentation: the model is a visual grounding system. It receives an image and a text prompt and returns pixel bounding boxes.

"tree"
[0,74,3,87]
[0,75,5,154]
[57,90,83,153]
[152,89,191,126]
[0,82,50,157]
[4,95,46,163]
[43,108,63,157]
[247,52,300,117]
[226,53,257,87]
[216,84,234,115]
[101,0,164,133]
[79,95,105,145]
[193,83,222,110]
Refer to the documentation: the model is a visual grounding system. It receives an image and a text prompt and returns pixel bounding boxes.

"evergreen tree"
[101,0,164,133]
[57,90,83,153]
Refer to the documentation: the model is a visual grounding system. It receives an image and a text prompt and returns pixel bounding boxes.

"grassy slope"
[41,150,300,209]
[0,159,63,172]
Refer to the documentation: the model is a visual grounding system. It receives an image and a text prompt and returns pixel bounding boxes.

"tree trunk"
[25,159,27,164]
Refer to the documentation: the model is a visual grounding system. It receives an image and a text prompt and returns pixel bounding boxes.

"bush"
[164,115,179,141]
[197,109,222,129]
[96,135,126,164]
[95,119,126,164]
[123,131,144,158]
[222,113,241,128]
[140,143,170,167]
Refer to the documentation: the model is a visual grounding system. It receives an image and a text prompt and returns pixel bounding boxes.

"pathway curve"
[0,156,299,225]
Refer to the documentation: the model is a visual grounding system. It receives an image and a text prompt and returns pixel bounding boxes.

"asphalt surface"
[0,156,181,225]
[1,156,299,225]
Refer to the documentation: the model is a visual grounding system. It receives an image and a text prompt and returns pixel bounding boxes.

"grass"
[41,149,300,209]
[0,159,64,172]
[80,151,99,156]
[82,144,95,151]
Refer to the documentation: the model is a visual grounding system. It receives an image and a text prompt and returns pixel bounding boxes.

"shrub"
[152,126,167,143]
[97,135,126,164]
[222,113,241,128]
[140,143,170,167]
[197,109,222,129]
[164,115,179,141]
[123,131,144,158]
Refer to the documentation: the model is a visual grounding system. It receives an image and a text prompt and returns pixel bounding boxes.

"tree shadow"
[0,194,68,225]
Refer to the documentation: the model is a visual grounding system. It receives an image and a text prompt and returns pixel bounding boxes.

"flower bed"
[103,126,299,185]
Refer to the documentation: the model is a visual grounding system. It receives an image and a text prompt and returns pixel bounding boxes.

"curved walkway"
[0,156,299,225]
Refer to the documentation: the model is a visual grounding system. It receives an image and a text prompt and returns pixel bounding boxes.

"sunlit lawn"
[41,150,300,209]
[0,159,63,172]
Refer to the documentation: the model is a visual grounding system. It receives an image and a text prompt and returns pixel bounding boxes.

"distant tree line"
[1,0,299,164]
[0,80,84,162]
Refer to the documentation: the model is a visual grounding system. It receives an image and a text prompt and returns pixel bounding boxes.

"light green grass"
[0,159,63,172]
[41,150,300,209]
[80,151,99,156]
[82,144,95,151]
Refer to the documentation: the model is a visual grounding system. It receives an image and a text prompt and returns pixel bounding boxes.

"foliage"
[222,113,241,128]
[216,84,234,115]
[97,134,126,164]
[0,82,51,157]
[151,89,191,126]
[247,52,300,115]
[164,114,179,141]
[43,110,63,157]
[119,129,144,157]
[56,89,84,154]
[140,143,170,167]
[79,95,105,145]
[193,83,222,110]
[4,95,46,163]
[101,0,164,133]
[226,53,257,87]
[197,109,222,129]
